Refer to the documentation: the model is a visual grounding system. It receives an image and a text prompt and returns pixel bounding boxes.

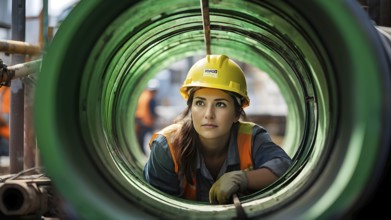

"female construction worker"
[143,54,292,204]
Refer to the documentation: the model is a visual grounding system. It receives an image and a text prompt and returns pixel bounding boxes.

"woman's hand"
[209,171,248,204]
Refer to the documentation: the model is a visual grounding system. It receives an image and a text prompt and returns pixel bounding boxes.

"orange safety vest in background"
[150,122,254,200]
[0,87,10,140]
[135,90,156,127]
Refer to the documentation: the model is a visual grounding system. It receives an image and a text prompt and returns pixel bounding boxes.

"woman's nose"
[204,105,215,119]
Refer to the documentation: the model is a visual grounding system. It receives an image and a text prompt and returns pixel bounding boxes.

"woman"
[143,54,292,204]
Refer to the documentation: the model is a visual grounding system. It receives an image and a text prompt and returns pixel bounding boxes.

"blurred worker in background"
[144,54,292,204]
[135,79,159,155]
[0,86,10,157]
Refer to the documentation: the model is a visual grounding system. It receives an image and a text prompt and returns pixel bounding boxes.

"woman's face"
[191,88,240,141]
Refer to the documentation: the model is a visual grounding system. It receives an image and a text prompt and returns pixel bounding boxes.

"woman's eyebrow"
[194,96,206,100]
[214,98,230,102]
[194,95,231,102]
[194,96,230,102]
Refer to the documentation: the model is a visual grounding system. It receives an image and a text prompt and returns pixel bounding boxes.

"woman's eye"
[216,102,226,108]
[195,100,204,106]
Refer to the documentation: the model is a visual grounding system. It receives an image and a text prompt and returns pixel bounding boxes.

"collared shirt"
[143,122,292,202]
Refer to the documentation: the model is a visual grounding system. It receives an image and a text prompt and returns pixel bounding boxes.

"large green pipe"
[34,0,391,219]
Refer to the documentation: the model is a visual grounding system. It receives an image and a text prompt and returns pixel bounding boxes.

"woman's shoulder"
[236,121,272,144]
[150,123,183,147]
[237,121,266,133]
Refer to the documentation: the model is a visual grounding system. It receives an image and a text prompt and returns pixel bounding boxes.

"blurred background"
[0,0,79,174]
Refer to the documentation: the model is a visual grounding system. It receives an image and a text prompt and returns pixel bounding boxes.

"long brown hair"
[172,89,246,184]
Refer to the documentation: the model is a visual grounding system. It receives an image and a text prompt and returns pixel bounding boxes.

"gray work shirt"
[143,122,292,202]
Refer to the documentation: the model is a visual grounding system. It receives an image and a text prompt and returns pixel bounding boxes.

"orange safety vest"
[150,121,254,200]
[135,90,156,127]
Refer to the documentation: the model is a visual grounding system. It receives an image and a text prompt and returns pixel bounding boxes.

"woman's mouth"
[202,124,217,128]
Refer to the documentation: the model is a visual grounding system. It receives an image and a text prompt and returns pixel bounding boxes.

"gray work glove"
[209,170,248,204]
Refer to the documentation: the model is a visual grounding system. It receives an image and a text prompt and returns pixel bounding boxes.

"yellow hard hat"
[180,54,250,108]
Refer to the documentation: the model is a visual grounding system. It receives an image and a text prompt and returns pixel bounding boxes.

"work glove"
[209,170,248,204]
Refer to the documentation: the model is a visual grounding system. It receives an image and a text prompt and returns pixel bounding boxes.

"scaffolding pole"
[0,39,41,55]
[10,0,26,174]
